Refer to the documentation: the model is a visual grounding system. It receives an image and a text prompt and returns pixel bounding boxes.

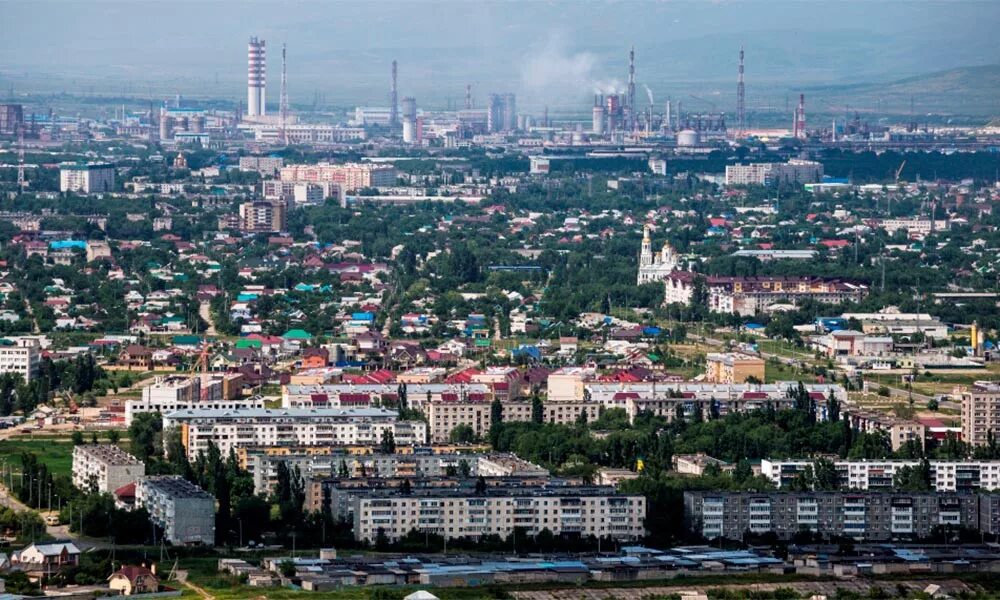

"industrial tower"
[793,93,806,139]
[465,84,472,110]
[16,123,25,189]
[627,46,636,131]
[279,43,289,143]
[247,37,266,117]
[736,46,745,138]
[389,60,399,127]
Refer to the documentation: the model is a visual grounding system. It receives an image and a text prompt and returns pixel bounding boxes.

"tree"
[379,429,396,454]
[826,390,840,422]
[107,429,120,445]
[475,475,487,495]
[448,424,476,444]
[278,559,296,578]
[531,395,544,424]
[812,458,840,490]
[71,430,84,445]
[129,412,163,462]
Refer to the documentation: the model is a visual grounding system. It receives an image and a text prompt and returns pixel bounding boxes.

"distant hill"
[803,65,1000,117]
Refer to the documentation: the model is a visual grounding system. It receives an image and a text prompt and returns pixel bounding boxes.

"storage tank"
[402,118,416,143]
[592,105,606,135]
[159,115,174,141]
[677,129,699,147]
[401,97,417,121]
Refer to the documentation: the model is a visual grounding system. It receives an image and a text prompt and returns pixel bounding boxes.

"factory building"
[59,162,115,194]
[0,103,23,135]
[487,93,517,133]
[247,37,266,117]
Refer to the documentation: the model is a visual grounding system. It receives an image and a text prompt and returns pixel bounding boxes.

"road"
[199,300,217,336]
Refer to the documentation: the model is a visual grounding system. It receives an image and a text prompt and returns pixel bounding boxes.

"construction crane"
[190,340,210,374]
[895,160,906,184]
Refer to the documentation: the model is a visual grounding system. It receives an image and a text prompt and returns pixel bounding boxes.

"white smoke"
[644,84,654,106]
[521,33,605,106]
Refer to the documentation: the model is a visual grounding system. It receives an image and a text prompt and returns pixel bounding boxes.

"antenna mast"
[736,46,745,138]
[279,43,289,143]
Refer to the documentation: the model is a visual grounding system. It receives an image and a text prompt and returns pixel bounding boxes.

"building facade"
[351,485,645,543]
[71,444,145,493]
[725,160,823,186]
[962,382,1000,447]
[761,459,1000,492]
[136,476,215,545]
[279,163,397,191]
[684,491,986,541]
[0,337,40,383]
[163,407,427,461]
[637,226,681,284]
[59,163,115,193]
[705,353,766,384]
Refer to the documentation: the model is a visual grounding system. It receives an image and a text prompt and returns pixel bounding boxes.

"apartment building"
[761,459,1000,492]
[238,200,287,233]
[163,407,427,461]
[724,159,823,186]
[59,162,115,194]
[705,353,765,384]
[426,397,530,442]
[962,381,1000,447]
[350,484,645,543]
[661,271,867,316]
[843,407,926,451]
[238,155,284,176]
[282,383,492,410]
[250,452,539,496]
[126,374,256,424]
[684,491,985,541]
[0,337,40,383]
[279,163,397,191]
[71,444,145,493]
[136,476,215,545]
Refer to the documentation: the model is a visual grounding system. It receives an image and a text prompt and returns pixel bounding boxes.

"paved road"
[199,300,217,336]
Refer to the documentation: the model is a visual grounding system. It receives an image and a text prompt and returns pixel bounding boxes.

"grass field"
[0,437,76,477]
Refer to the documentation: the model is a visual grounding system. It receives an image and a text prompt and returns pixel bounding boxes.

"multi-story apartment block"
[348,484,645,543]
[282,383,492,410]
[662,272,867,316]
[0,337,41,383]
[163,408,427,462]
[684,491,984,541]
[843,407,926,451]
[71,444,145,493]
[705,353,765,384]
[238,155,284,176]
[426,397,530,442]
[279,163,397,191]
[238,200,287,233]
[252,451,544,496]
[136,476,215,545]
[0,103,23,135]
[59,162,115,194]
[761,459,1000,492]
[962,381,1000,447]
[724,159,823,186]
[126,374,256,425]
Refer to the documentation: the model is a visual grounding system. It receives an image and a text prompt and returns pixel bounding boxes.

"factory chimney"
[793,93,806,139]
[389,60,399,127]
[627,46,636,131]
[736,46,745,138]
[247,37,266,118]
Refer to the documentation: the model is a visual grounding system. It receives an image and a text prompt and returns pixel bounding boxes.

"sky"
[2,0,999,111]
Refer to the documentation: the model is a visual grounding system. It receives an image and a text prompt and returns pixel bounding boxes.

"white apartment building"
[352,487,645,543]
[962,381,1000,447]
[71,444,145,493]
[725,160,823,186]
[238,156,284,176]
[879,218,950,237]
[163,407,427,461]
[0,337,40,383]
[281,383,491,410]
[279,162,397,191]
[59,163,115,193]
[761,458,1000,492]
[136,476,215,545]
[126,375,262,425]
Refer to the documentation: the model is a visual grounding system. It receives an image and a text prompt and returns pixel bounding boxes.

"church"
[637,225,681,284]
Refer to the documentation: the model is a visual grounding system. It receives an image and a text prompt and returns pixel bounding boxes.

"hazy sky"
[2,0,999,110]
